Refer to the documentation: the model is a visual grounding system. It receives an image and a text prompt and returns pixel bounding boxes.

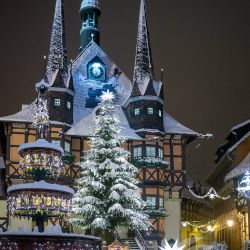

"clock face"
[89,62,105,80]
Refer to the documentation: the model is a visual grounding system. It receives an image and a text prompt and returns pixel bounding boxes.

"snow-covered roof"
[0,157,5,169]
[0,102,36,123]
[0,102,72,127]
[7,181,74,195]
[18,139,64,154]
[163,112,209,137]
[66,106,142,140]
[225,153,250,181]
[81,0,100,11]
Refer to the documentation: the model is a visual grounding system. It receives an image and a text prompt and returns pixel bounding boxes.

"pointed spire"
[46,0,68,84]
[133,0,155,88]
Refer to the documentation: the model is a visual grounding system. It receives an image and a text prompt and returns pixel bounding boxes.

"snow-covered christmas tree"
[71,90,150,239]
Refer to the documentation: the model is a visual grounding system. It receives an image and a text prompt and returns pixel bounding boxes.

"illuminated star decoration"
[159,239,185,250]
[187,186,230,200]
[100,90,115,102]
[237,171,250,199]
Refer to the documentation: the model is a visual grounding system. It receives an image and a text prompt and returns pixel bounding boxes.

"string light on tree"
[187,186,230,200]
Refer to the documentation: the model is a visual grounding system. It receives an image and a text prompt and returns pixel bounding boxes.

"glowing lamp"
[227,220,234,227]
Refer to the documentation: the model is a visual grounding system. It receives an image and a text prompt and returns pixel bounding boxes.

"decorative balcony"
[131,157,168,169]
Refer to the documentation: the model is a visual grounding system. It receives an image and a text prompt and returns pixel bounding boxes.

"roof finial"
[160,68,164,82]
[91,33,95,42]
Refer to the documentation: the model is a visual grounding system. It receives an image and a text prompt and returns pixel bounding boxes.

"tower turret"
[45,0,74,125]
[80,0,101,51]
[124,0,164,132]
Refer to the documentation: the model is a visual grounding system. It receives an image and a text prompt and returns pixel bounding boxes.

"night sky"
[0,0,249,183]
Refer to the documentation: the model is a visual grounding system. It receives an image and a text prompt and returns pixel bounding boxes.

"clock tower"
[80,0,101,51]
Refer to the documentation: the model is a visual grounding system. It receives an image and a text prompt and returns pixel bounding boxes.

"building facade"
[0,0,210,245]
[207,120,250,250]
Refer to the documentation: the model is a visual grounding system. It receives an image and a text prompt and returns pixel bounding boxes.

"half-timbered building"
[0,0,210,245]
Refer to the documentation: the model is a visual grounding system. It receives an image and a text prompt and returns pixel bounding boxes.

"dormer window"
[54,99,61,107]
[134,108,140,116]
[148,107,153,115]
[159,110,162,117]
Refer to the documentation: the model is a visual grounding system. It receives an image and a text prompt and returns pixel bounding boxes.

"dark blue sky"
[0,0,249,183]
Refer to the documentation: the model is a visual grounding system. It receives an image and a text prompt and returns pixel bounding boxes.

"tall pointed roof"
[133,0,155,91]
[46,0,68,85]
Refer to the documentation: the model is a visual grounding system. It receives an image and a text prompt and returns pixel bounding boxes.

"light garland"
[237,171,250,199]
[19,150,64,177]
[187,186,230,200]
[181,220,214,230]
[8,190,72,217]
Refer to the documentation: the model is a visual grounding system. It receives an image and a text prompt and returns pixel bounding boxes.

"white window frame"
[146,146,156,158]
[134,108,140,116]
[133,147,142,159]
[146,196,156,207]
[66,101,71,110]
[148,107,154,115]
[159,197,164,208]
[158,148,163,159]
[64,141,71,153]
[54,99,61,107]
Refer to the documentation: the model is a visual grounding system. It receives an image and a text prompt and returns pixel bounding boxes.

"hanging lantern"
[237,171,250,199]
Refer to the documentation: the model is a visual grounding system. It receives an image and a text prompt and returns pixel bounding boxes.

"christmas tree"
[71,90,150,238]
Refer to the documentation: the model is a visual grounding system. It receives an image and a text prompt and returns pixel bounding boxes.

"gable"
[72,42,133,124]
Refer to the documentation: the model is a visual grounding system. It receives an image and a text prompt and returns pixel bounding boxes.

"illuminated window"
[133,147,142,159]
[65,141,71,153]
[67,101,71,110]
[159,110,162,117]
[54,99,61,107]
[158,148,163,159]
[146,197,156,207]
[147,107,154,115]
[159,198,164,207]
[146,146,156,157]
[134,108,140,116]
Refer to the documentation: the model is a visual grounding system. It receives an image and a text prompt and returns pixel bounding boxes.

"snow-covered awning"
[18,139,64,154]
[225,153,250,181]
[7,181,74,195]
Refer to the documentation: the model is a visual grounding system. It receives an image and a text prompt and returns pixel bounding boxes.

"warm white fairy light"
[100,90,114,102]
[159,239,185,250]
[187,186,230,200]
